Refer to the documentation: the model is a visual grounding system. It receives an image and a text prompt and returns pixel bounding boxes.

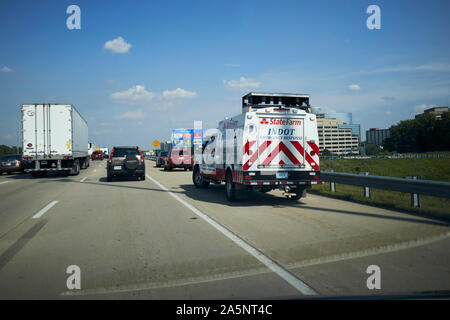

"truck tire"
[225,171,236,202]
[290,187,306,200]
[193,166,209,188]
[107,174,112,182]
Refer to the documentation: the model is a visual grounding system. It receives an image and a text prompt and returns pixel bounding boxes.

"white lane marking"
[0,181,12,185]
[32,200,58,219]
[80,177,87,183]
[288,231,450,269]
[146,174,318,296]
[94,169,97,172]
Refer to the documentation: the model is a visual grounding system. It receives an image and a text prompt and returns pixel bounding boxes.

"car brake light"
[108,149,114,164]
[137,148,144,164]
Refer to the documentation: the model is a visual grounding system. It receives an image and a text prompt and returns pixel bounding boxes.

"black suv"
[107,146,145,181]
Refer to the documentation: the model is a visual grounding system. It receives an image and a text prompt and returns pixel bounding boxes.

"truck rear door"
[48,104,72,156]
[255,114,306,171]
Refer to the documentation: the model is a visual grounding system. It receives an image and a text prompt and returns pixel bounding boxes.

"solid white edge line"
[145,173,318,296]
[0,181,11,185]
[32,200,58,219]
[80,177,87,183]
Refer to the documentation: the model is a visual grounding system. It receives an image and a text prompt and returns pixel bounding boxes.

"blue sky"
[1,0,449,149]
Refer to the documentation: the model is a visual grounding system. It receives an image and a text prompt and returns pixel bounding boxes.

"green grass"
[310,158,450,220]
[319,157,450,182]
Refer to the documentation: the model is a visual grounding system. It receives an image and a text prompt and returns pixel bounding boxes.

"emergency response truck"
[193,92,321,201]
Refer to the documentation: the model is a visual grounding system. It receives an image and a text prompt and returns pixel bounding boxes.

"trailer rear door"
[22,104,72,158]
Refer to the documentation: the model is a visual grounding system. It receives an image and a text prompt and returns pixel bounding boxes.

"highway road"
[0,160,449,299]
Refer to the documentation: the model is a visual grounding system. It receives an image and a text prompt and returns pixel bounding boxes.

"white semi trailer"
[22,104,90,176]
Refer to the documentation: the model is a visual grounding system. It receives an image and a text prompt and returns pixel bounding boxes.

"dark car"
[91,150,104,161]
[107,146,145,181]
[164,147,193,171]
[0,154,27,175]
[156,151,168,167]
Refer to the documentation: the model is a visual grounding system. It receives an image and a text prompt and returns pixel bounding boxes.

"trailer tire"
[69,160,80,176]
[225,171,236,202]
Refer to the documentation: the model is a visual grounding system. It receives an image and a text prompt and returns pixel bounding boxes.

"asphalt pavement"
[0,159,449,299]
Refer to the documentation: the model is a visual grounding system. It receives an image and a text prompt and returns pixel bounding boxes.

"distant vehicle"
[156,151,168,167]
[165,146,193,171]
[107,146,145,181]
[22,104,90,177]
[0,154,27,175]
[91,150,104,161]
[88,142,95,156]
[193,92,321,201]
[100,147,109,157]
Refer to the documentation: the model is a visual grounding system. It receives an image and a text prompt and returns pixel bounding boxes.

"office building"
[317,118,359,155]
[415,106,449,120]
[366,128,390,146]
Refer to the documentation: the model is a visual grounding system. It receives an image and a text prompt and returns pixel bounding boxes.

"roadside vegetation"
[311,157,450,219]
[0,145,22,157]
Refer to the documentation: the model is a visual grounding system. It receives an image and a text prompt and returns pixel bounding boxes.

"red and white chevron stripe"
[243,140,319,171]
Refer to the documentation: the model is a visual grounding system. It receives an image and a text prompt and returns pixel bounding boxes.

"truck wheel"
[69,160,80,176]
[290,187,306,200]
[193,166,209,188]
[81,158,87,169]
[107,175,112,182]
[225,171,236,202]
[140,175,146,181]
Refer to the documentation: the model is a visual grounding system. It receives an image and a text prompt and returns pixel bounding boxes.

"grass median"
[310,157,450,220]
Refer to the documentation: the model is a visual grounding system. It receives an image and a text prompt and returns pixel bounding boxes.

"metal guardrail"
[144,155,157,161]
[320,171,450,207]
[321,154,450,160]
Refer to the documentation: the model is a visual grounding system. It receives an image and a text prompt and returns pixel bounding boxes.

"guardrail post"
[361,172,371,198]
[329,170,336,192]
[407,176,421,208]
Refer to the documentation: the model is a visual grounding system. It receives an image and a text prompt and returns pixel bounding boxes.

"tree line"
[383,112,450,153]
[0,145,22,157]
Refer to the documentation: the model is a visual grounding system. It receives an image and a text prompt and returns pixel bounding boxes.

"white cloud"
[0,66,13,72]
[223,77,261,89]
[114,109,146,120]
[111,85,156,102]
[414,104,437,113]
[348,84,361,91]
[162,88,197,99]
[104,37,132,54]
